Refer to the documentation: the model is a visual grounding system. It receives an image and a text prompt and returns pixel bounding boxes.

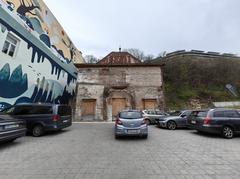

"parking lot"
[0,123,240,179]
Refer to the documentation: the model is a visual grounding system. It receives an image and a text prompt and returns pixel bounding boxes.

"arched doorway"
[105,89,134,121]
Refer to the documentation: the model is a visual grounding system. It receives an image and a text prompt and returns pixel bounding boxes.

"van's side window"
[13,106,32,115]
[30,106,53,114]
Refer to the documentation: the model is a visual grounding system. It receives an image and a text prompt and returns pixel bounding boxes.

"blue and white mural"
[0,0,83,111]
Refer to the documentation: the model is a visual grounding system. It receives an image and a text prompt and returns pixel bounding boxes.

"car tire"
[142,135,148,139]
[32,125,44,137]
[222,126,234,139]
[145,119,151,125]
[6,138,17,143]
[167,121,177,130]
[197,130,204,134]
[115,135,120,139]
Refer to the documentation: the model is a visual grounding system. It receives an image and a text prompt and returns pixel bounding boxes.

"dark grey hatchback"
[2,103,72,137]
[0,114,26,142]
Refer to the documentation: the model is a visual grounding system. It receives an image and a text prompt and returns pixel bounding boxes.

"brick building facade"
[74,52,164,121]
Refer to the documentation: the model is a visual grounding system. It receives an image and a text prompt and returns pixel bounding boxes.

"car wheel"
[145,119,151,125]
[167,121,177,130]
[115,134,120,139]
[142,135,148,139]
[32,125,44,137]
[6,138,17,143]
[222,126,234,139]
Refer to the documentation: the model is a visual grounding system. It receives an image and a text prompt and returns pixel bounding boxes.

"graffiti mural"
[0,0,83,111]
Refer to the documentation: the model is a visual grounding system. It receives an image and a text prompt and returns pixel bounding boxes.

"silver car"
[115,110,148,139]
[142,110,169,125]
[157,110,192,130]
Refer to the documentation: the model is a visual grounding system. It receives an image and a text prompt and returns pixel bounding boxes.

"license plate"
[5,124,19,129]
[191,120,196,124]
[127,130,139,134]
[63,120,68,123]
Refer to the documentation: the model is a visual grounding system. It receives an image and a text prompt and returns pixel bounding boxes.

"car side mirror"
[181,114,186,118]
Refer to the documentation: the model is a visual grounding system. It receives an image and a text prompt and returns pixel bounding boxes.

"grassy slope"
[160,55,240,110]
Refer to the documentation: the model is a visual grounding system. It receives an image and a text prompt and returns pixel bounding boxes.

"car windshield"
[119,111,142,119]
[169,111,182,116]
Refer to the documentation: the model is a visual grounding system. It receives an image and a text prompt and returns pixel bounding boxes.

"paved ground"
[0,123,240,179]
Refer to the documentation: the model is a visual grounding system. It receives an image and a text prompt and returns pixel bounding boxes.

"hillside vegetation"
[157,54,240,110]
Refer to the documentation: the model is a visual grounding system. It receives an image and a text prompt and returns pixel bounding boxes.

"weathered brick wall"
[75,84,104,121]
[78,66,162,87]
[75,66,164,121]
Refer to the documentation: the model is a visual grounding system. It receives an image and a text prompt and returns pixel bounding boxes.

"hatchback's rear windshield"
[58,106,72,116]
[119,111,142,119]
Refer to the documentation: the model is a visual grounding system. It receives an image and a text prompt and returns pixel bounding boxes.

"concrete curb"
[73,122,114,124]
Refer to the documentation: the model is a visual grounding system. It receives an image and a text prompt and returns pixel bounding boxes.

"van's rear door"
[57,106,72,125]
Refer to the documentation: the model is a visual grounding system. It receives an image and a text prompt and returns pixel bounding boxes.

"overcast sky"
[44,0,240,58]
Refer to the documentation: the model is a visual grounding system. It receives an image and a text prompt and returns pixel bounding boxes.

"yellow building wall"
[3,0,84,64]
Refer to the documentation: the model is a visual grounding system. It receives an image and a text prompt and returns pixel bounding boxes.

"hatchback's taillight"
[115,118,123,125]
[52,115,60,121]
[203,117,212,125]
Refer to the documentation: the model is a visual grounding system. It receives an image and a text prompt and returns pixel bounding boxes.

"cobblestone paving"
[0,123,240,179]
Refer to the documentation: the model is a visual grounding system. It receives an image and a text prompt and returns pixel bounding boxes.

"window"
[170,111,182,116]
[156,111,164,115]
[30,106,53,115]
[213,111,225,117]
[2,33,18,57]
[58,106,72,116]
[149,111,155,115]
[224,111,239,118]
[190,111,207,117]
[119,111,142,119]
[196,111,207,117]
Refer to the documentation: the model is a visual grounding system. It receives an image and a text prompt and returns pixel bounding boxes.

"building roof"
[97,51,142,65]
[75,63,164,68]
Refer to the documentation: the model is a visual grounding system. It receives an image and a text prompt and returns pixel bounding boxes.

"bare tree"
[84,55,98,64]
[157,51,167,58]
[123,48,145,61]
[144,54,155,61]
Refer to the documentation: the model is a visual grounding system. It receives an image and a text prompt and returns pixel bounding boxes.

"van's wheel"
[167,121,177,130]
[222,126,234,139]
[32,125,44,137]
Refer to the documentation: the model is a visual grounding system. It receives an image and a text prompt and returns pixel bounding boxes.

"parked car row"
[0,103,72,143]
[152,108,240,139]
